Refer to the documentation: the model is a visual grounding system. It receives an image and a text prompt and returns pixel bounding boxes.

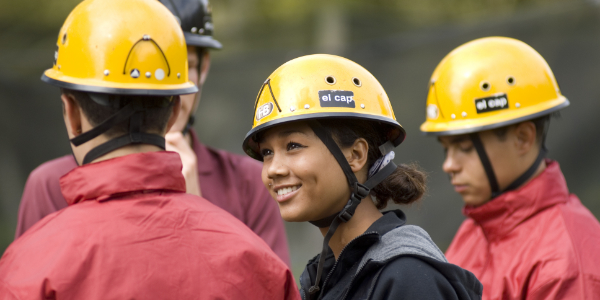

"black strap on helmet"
[182,115,195,136]
[306,120,397,297]
[70,98,166,165]
[469,123,548,199]
[469,133,500,195]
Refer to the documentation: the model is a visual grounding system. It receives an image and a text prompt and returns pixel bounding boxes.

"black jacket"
[300,210,482,300]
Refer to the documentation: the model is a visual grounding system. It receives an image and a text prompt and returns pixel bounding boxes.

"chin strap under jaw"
[469,130,548,200]
[306,120,398,298]
[181,115,195,136]
[307,161,397,298]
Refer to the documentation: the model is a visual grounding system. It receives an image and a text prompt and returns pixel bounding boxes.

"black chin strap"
[469,132,547,200]
[181,115,195,136]
[71,99,166,165]
[306,121,397,298]
[469,133,500,195]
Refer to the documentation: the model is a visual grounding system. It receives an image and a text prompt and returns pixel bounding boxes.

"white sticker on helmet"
[256,102,274,121]
[427,104,439,120]
[155,69,165,81]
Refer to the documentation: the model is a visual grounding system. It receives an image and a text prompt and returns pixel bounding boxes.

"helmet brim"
[42,73,198,96]
[420,97,569,136]
[242,112,406,161]
[184,33,222,49]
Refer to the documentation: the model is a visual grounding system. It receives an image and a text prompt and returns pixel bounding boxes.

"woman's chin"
[279,206,311,223]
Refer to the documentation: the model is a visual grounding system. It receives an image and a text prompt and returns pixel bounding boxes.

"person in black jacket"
[242,54,483,300]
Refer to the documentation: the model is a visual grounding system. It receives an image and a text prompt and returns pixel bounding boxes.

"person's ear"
[165,96,182,134]
[346,138,369,173]
[198,51,211,87]
[514,121,537,155]
[60,93,82,139]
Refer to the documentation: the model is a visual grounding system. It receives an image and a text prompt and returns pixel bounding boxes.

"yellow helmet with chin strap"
[420,37,569,199]
[42,0,198,165]
[420,36,569,136]
[243,54,405,160]
[42,0,197,96]
[243,54,406,297]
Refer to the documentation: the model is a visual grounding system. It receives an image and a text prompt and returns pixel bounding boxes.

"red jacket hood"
[463,159,569,242]
[60,151,186,205]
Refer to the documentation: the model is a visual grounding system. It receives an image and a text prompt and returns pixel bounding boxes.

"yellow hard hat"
[41,0,197,96]
[244,55,407,295]
[420,37,569,136]
[242,54,405,160]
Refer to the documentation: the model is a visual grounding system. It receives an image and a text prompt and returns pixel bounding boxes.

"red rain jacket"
[0,152,299,300]
[446,160,600,299]
[15,129,290,266]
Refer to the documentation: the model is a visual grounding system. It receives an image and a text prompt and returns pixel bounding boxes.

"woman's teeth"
[277,186,299,196]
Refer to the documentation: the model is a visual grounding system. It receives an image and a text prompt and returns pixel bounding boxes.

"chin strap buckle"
[339,184,370,223]
[353,182,370,199]
[339,209,353,223]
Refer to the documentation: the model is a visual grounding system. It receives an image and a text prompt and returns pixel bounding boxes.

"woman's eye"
[459,145,474,153]
[286,142,304,151]
[261,149,273,157]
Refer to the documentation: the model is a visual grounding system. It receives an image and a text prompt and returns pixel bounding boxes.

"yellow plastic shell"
[420,37,569,136]
[42,0,197,96]
[243,54,404,160]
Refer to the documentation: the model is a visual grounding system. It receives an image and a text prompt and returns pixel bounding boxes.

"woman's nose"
[266,153,289,179]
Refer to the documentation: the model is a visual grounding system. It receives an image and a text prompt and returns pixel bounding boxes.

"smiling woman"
[243,54,483,300]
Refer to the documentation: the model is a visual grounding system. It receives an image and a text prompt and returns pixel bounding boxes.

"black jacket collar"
[300,210,406,299]
[365,209,406,235]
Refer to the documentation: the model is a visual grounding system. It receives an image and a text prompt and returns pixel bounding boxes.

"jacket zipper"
[317,231,378,300]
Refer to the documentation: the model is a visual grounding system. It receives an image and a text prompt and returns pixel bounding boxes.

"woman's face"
[258,122,351,222]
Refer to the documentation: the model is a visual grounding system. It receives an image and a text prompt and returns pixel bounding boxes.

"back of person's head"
[42,0,198,164]
[61,89,176,137]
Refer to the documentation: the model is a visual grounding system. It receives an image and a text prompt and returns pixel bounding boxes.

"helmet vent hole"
[507,76,515,85]
[480,81,491,92]
[325,76,336,85]
[62,33,67,45]
[352,77,362,87]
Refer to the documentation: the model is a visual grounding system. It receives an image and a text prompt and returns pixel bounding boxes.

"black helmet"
[160,0,222,49]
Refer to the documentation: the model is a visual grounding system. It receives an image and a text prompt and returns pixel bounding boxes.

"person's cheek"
[188,68,199,86]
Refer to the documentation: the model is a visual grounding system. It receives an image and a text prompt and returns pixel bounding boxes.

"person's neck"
[89,144,165,164]
[184,130,193,146]
[319,199,383,260]
[517,156,546,189]
[72,132,166,165]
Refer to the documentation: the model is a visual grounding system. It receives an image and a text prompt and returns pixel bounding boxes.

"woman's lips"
[274,185,301,203]
[453,184,468,193]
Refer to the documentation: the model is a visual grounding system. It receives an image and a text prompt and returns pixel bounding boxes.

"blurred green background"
[1,0,599,280]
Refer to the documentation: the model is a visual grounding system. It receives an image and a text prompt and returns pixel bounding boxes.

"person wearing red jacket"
[0,0,299,299]
[14,0,291,266]
[420,37,600,299]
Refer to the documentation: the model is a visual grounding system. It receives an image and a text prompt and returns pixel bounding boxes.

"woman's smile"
[258,122,351,222]
[273,184,302,202]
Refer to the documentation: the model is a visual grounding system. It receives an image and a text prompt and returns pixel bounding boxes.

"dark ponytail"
[370,162,427,209]
[319,119,427,209]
